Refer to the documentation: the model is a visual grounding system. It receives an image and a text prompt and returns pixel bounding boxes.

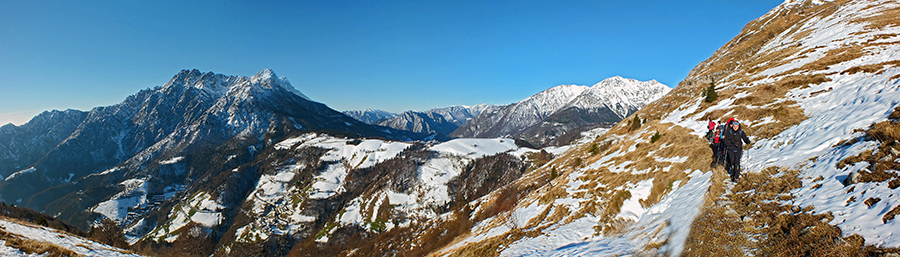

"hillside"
[433,0,900,256]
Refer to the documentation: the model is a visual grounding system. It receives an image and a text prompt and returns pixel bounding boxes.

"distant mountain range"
[452,76,670,146]
[344,104,496,136]
[341,108,397,124]
[344,78,669,147]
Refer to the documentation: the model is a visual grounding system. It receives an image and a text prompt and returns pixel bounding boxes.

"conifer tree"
[704,83,718,103]
[631,114,641,130]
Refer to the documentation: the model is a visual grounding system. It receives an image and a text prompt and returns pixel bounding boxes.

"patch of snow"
[429,138,518,159]
[617,179,655,222]
[654,156,689,163]
[4,167,35,181]
[158,156,184,165]
[502,170,711,256]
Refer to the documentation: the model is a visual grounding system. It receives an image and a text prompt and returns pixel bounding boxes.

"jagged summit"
[163,68,312,102]
[249,68,312,101]
[565,76,671,118]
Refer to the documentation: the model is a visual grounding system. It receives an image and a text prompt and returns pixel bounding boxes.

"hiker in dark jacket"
[723,120,751,182]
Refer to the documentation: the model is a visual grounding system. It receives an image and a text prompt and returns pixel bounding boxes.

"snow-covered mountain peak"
[560,76,671,118]
[515,84,589,116]
[521,84,588,103]
[250,68,311,101]
[780,0,832,7]
[251,68,277,81]
[161,69,312,102]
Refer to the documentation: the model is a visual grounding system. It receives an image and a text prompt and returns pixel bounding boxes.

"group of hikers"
[706,117,751,183]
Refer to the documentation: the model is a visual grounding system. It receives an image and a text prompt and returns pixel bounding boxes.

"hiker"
[711,125,724,166]
[723,120,751,182]
[706,118,716,139]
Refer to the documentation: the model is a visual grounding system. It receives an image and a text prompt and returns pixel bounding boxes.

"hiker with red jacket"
[723,119,751,182]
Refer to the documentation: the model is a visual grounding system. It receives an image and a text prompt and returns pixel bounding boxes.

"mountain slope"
[0,210,138,257]
[433,0,900,256]
[0,109,88,178]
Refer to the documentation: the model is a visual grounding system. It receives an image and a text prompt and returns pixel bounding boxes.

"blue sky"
[0,0,783,125]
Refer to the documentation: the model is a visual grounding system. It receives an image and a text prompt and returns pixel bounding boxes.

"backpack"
[717,125,726,142]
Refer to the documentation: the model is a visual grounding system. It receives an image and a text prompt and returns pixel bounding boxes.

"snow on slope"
[429,138,519,159]
[148,191,224,243]
[317,137,549,242]
[234,133,412,243]
[516,85,590,118]
[0,218,141,256]
[503,170,711,256]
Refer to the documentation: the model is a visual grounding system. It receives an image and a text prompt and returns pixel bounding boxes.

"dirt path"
[681,166,899,256]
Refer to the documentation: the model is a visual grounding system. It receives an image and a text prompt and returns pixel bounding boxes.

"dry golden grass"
[855,4,900,30]
[841,60,900,75]
[885,205,900,223]
[0,230,80,257]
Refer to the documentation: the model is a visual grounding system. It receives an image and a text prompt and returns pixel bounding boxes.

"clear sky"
[0,0,783,125]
